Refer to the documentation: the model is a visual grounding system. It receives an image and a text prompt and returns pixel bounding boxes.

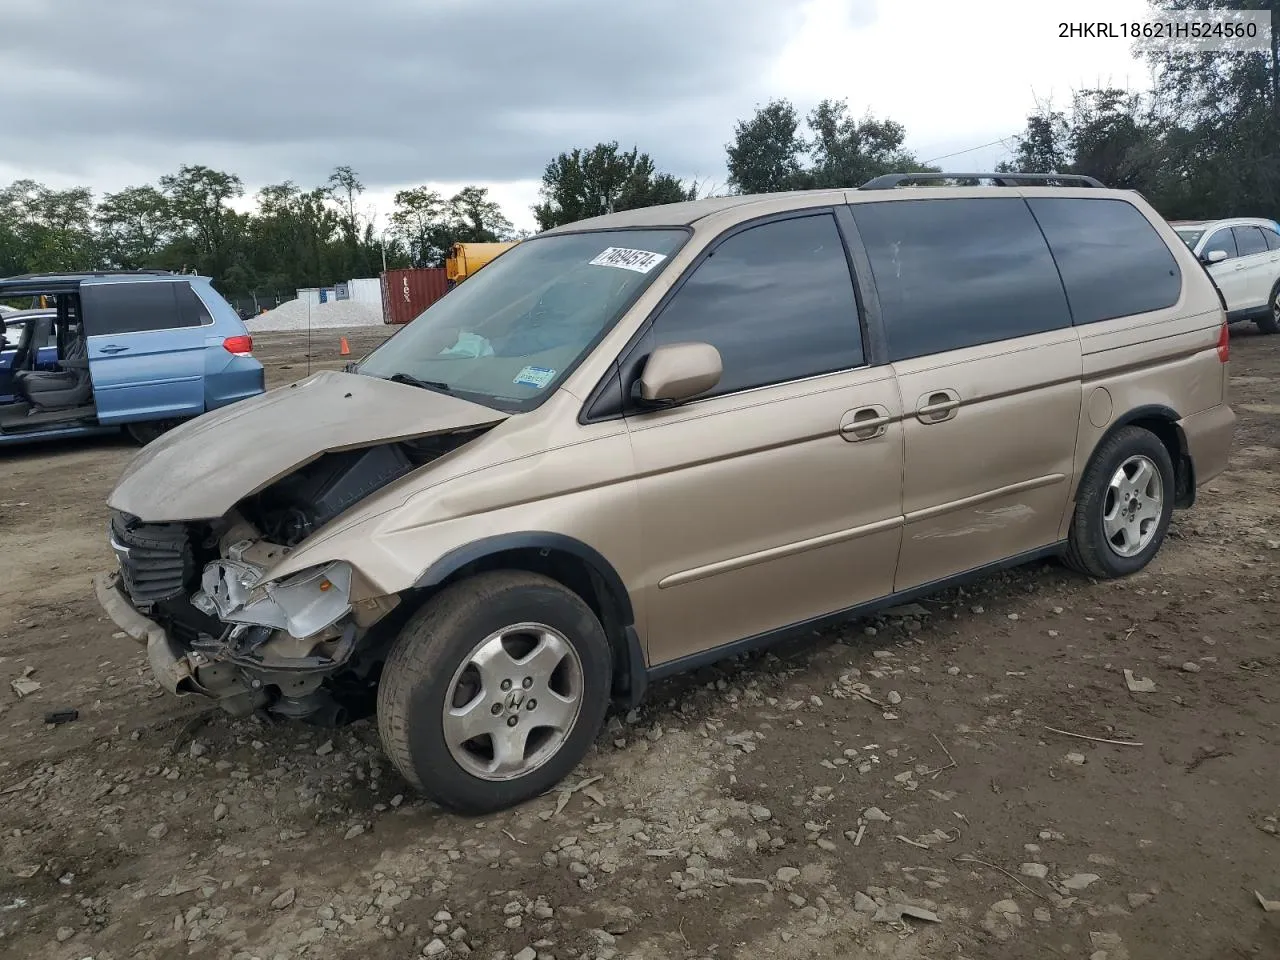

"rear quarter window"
[1027,198,1181,325]
[850,197,1072,361]
[81,281,200,336]
[1265,226,1280,251]
[1232,225,1268,257]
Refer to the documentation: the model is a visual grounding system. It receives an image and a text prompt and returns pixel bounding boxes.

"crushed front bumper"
[94,571,203,696]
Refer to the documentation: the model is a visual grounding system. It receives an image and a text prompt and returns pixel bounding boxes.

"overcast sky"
[1,0,1152,232]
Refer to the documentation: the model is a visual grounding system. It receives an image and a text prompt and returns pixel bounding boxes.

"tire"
[377,570,612,814]
[1065,426,1175,580]
[125,418,183,445]
[1256,283,1280,334]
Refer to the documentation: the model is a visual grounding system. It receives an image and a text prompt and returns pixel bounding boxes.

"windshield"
[358,228,688,410]
[1174,227,1205,250]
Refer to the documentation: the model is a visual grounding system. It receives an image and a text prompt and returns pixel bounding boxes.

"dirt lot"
[0,325,1277,960]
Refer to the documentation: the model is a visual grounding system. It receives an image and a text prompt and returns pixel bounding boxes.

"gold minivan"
[96,174,1235,813]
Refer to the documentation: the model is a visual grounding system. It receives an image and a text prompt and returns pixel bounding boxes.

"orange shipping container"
[380,267,449,325]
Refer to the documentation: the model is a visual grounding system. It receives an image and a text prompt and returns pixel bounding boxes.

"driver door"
[621,211,905,670]
[1201,228,1247,313]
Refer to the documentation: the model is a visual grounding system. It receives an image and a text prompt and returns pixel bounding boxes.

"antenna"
[306,295,312,377]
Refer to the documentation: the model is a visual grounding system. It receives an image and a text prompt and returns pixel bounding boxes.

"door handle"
[916,390,961,424]
[840,405,891,442]
[99,345,128,354]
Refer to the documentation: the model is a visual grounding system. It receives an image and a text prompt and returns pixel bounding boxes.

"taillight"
[223,334,253,356]
[1216,322,1229,363]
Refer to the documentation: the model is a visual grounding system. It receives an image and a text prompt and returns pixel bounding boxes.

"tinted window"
[1233,225,1268,257]
[82,282,194,336]
[1203,228,1237,260]
[1265,226,1280,251]
[1028,198,1181,325]
[851,198,1071,360]
[177,283,215,326]
[645,214,863,397]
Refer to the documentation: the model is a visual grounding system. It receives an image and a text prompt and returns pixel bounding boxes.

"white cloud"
[771,0,1153,168]
[3,0,1163,237]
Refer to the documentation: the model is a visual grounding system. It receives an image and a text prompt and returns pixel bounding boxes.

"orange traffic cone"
[339,337,350,356]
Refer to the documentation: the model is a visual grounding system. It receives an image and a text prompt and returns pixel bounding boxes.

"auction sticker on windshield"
[514,365,557,389]
[589,247,667,274]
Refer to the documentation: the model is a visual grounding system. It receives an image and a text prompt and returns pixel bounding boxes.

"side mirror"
[637,341,722,405]
[1204,249,1229,264]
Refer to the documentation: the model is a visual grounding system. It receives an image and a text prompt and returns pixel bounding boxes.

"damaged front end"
[99,429,489,724]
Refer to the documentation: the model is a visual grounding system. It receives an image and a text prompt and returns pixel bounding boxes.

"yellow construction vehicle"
[445,241,518,287]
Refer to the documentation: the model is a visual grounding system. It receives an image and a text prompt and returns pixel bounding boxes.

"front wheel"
[377,570,612,814]
[1065,426,1175,580]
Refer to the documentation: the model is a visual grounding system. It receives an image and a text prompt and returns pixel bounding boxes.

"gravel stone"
[775,867,801,884]
[271,888,296,910]
[1062,873,1101,890]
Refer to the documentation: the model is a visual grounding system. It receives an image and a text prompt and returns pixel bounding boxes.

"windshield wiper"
[387,372,452,393]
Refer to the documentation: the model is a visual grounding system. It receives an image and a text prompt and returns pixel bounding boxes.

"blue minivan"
[0,271,265,446]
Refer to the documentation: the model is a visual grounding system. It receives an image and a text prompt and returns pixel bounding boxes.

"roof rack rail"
[3,269,176,280]
[859,172,1105,190]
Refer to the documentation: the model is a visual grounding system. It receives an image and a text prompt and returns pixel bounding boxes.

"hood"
[109,370,508,522]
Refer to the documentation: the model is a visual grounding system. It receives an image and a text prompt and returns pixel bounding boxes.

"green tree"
[158,164,244,276]
[390,186,448,266]
[532,142,695,230]
[450,185,514,241]
[726,99,808,194]
[0,179,99,272]
[996,108,1070,174]
[805,100,938,188]
[725,98,936,194]
[392,185,517,266]
[96,185,172,269]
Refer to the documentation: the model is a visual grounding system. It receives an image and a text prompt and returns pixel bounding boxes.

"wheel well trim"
[414,532,636,624]
[1077,403,1193,504]
[413,532,644,703]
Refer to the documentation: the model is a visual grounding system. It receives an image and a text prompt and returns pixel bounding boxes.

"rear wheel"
[1065,426,1175,580]
[1256,283,1280,334]
[376,570,612,814]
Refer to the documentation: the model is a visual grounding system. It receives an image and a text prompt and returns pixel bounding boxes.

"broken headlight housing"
[193,559,354,640]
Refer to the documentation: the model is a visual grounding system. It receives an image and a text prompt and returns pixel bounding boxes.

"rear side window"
[81,282,198,336]
[177,284,215,326]
[1203,228,1237,260]
[851,197,1071,360]
[1028,198,1181,325]
[1233,225,1268,257]
[1265,227,1280,251]
[645,213,863,397]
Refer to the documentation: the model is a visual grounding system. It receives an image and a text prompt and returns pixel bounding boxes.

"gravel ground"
[246,299,385,332]
[0,326,1277,960]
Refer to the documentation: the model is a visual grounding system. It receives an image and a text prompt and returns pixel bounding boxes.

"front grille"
[109,510,195,606]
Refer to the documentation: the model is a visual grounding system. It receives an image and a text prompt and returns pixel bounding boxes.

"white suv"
[1173,218,1280,334]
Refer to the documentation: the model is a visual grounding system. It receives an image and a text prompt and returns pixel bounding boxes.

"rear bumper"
[94,571,200,695]
[1179,403,1235,487]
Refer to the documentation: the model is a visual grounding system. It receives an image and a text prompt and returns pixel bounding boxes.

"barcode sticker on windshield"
[589,247,667,274]
[514,365,556,389]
